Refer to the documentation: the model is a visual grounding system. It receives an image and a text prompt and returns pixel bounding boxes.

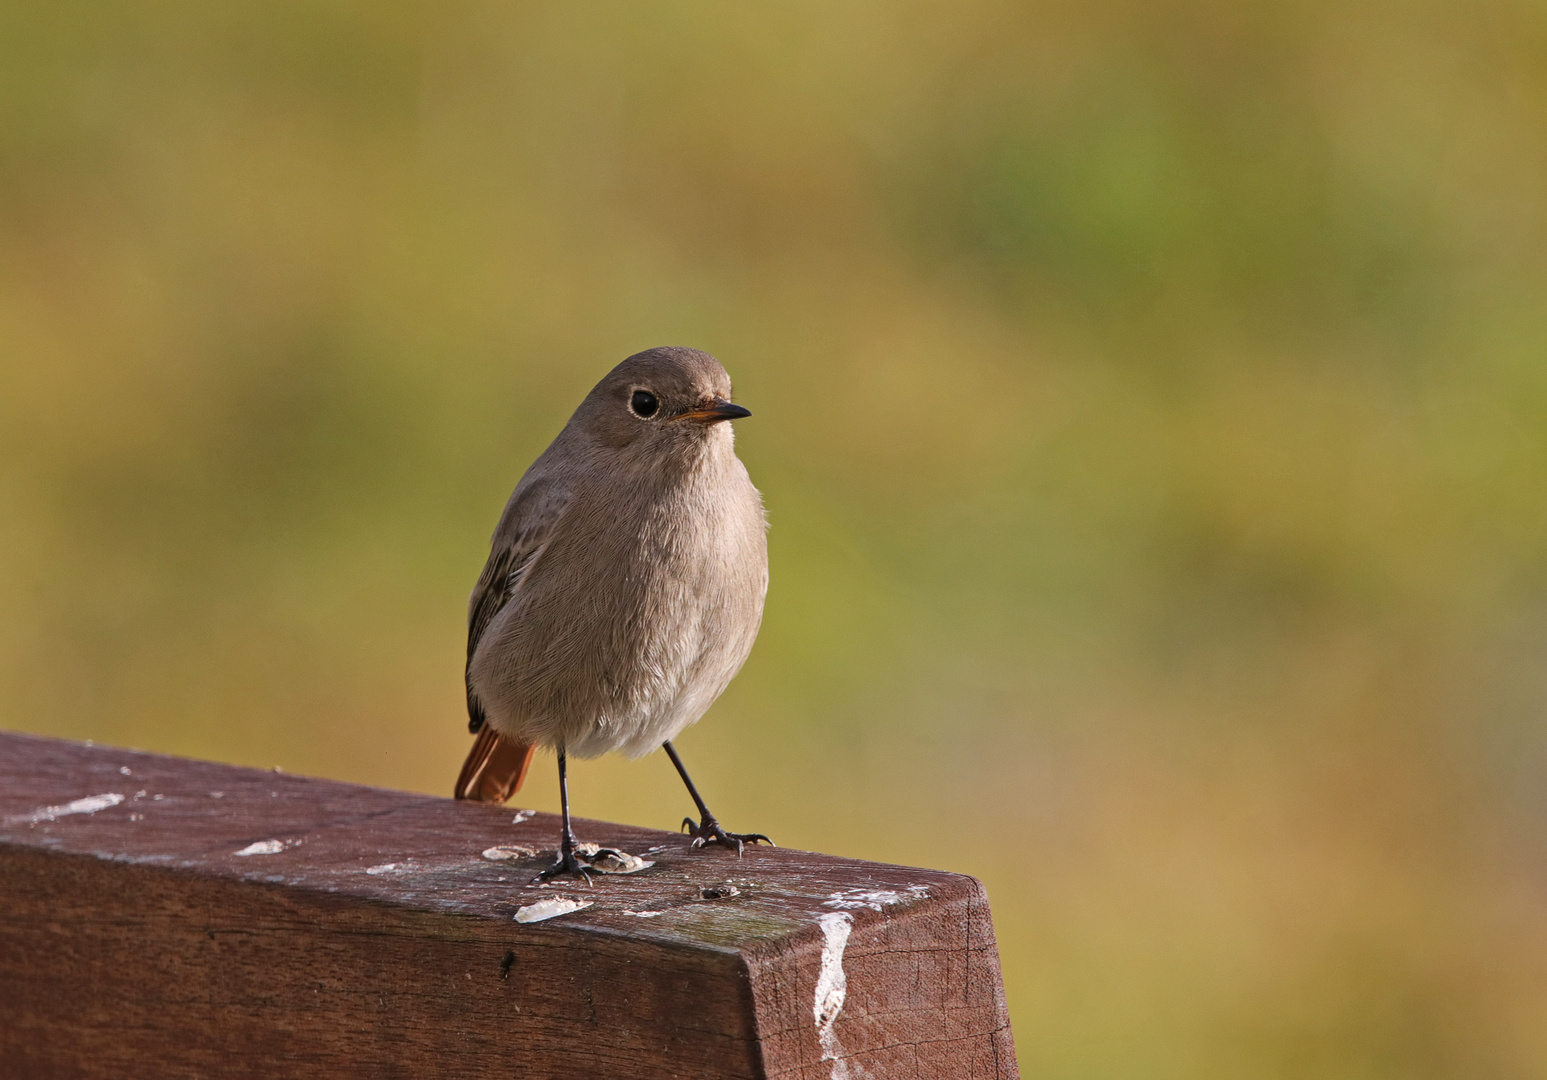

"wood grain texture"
[0,732,1017,1079]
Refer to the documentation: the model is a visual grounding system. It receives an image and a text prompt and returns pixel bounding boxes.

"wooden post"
[0,731,1017,1079]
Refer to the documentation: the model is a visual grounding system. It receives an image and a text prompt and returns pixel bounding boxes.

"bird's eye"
[630,389,659,418]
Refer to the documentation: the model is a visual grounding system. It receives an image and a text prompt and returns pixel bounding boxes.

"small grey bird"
[455,346,771,880]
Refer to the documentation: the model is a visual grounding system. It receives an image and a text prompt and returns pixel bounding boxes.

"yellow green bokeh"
[4,2,1547,1075]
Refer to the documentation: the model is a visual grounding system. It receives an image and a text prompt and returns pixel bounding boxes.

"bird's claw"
[533,845,598,885]
[681,816,774,857]
[532,843,637,884]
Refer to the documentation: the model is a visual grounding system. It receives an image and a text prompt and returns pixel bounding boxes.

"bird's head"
[577,346,751,455]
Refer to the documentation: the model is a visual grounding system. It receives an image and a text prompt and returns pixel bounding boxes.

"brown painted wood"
[0,731,1017,1079]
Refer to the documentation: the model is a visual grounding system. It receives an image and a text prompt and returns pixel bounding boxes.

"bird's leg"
[535,749,593,883]
[662,740,773,856]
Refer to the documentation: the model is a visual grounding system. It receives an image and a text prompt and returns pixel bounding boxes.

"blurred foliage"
[4,0,1547,1075]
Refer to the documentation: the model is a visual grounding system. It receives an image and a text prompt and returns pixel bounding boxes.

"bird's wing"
[465,479,571,727]
[465,542,521,732]
[456,480,569,802]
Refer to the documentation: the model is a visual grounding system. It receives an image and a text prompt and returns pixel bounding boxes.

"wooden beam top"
[1,731,965,954]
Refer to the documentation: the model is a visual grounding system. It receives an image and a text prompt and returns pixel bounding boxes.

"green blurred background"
[5,0,1547,1074]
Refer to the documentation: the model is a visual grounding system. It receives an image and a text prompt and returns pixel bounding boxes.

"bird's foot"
[534,846,593,884]
[682,816,774,857]
[533,843,635,884]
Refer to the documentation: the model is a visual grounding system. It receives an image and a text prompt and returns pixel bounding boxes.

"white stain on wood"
[6,793,125,825]
[823,884,930,912]
[481,845,538,861]
[814,911,856,1079]
[233,839,301,857]
[514,896,592,923]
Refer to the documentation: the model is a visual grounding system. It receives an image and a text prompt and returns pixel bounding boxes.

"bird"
[454,346,772,881]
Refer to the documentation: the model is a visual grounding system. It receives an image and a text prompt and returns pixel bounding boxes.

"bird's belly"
[473,549,762,759]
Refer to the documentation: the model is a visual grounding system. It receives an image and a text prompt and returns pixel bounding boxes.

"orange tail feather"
[454,726,537,803]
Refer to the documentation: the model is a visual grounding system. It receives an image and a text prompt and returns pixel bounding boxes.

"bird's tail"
[454,726,537,803]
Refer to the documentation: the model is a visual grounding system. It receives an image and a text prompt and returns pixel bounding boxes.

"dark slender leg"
[535,749,592,883]
[664,740,713,822]
[662,740,773,856]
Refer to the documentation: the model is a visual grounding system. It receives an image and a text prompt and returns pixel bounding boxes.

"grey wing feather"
[465,481,569,732]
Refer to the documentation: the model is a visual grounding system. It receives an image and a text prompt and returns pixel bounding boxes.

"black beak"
[678,397,752,424]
